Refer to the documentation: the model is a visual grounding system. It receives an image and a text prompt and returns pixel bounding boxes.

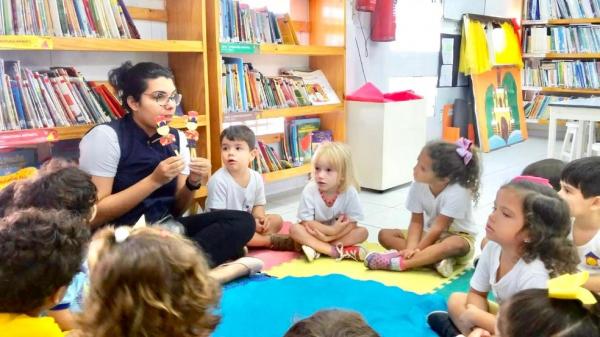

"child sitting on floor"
[0,209,89,337]
[366,138,481,277]
[76,225,221,337]
[206,125,289,249]
[283,309,380,337]
[558,156,600,293]
[290,142,368,262]
[428,178,579,337]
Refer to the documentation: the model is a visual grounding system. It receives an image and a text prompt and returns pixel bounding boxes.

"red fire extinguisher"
[371,0,396,42]
[356,0,376,12]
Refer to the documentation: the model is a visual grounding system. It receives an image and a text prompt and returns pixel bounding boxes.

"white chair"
[592,143,600,156]
[561,121,579,161]
[586,121,599,157]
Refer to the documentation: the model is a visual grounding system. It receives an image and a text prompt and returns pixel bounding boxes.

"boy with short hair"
[206,125,288,249]
[0,209,89,336]
[559,156,600,292]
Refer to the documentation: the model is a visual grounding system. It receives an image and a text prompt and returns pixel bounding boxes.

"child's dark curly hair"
[0,208,90,313]
[78,226,221,337]
[502,180,579,276]
[424,140,482,202]
[0,165,97,221]
[499,288,600,337]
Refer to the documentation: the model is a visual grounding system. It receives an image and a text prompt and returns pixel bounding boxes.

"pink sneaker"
[364,251,403,270]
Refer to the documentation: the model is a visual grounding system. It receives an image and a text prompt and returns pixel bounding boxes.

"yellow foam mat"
[266,243,470,295]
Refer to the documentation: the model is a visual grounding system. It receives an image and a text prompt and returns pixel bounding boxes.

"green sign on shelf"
[220,42,258,54]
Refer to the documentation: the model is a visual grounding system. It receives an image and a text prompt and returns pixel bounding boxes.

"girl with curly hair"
[76,225,221,337]
[428,178,579,337]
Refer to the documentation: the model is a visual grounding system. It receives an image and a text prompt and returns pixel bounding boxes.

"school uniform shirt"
[49,263,88,313]
[0,313,65,337]
[297,181,364,225]
[569,228,600,274]
[205,167,266,213]
[405,182,478,235]
[470,241,549,303]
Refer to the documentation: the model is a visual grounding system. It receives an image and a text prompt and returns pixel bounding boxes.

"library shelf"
[257,103,345,119]
[262,164,312,183]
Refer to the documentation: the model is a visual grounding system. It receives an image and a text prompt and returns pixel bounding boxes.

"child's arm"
[416,214,453,250]
[47,309,76,331]
[402,213,424,257]
[252,205,267,233]
[461,289,496,333]
[584,274,600,293]
[205,173,228,211]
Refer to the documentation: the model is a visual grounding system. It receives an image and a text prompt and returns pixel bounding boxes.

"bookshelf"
[521,1,600,124]
[0,1,211,198]
[206,0,346,182]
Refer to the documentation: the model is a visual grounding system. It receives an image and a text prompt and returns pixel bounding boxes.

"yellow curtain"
[459,18,523,75]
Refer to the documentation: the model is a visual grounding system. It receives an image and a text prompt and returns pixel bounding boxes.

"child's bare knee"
[356,226,369,241]
[448,292,468,317]
[289,224,304,239]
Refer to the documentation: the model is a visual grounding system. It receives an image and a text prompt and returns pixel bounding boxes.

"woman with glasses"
[78,62,258,280]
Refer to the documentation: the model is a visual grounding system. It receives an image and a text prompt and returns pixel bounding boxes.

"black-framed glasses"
[144,92,182,107]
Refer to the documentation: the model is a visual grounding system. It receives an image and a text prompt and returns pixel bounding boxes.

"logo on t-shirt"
[584,252,600,269]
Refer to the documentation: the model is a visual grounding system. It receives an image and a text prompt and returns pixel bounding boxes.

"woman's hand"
[151,156,186,185]
[188,157,211,185]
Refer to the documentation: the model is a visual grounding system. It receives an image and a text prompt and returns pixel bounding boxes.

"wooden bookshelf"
[262,164,312,183]
[522,18,600,25]
[523,53,600,59]
[523,86,600,94]
[1,1,210,204]
[206,0,346,182]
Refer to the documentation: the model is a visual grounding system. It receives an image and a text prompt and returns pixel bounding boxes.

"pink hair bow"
[455,137,473,165]
[512,175,553,188]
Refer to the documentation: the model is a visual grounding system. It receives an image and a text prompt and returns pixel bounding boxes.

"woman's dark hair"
[424,140,481,203]
[108,61,174,113]
[499,288,600,337]
[502,180,579,276]
[0,208,89,313]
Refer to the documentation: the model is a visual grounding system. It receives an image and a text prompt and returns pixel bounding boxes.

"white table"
[547,97,600,159]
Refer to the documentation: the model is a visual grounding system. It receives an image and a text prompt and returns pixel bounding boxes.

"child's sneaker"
[336,244,368,261]
[426,311,462,337]
[302,245,320,262]
[364,250,402,270]
[270,234,301,251]
[435,258,456,278]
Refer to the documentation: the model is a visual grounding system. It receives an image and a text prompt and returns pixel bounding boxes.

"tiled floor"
[266,137,550,245]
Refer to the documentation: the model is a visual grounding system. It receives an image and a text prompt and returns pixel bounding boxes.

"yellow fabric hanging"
[494,22,524,68]
[459,18,491,75]
[459,18,523,75]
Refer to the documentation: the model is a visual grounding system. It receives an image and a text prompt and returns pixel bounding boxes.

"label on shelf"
[0,129,58,148]
[220,42,258,54]
[0,36,53,50]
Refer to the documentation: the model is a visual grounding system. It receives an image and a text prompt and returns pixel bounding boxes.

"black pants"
[178,210,255,268]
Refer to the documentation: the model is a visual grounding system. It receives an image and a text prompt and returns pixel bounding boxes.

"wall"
[345,0,524,140]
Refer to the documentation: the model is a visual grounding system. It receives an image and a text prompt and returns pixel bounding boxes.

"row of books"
[524,94,567,119]
[0,0,140,38]
[523,60,600,89]
[220,0,298,44]
[0,60,125,132]
[221,56,340,114]
[525,0,600,20]
[523,25,600,53]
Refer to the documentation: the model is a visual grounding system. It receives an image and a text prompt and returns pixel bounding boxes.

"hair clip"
[548,271,597,305]
[114,226,131,243]
[455,137,473,165]
[512,175,553,188]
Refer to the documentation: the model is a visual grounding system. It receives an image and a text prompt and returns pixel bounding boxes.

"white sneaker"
[302,245,320,262]
[435,258,456,278]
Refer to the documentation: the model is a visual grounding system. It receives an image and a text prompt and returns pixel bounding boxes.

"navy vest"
[106,114,180,225]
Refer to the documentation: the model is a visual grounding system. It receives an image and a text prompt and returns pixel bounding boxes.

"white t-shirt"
[79,125,190,177]
[405,182,478,235]
[569,227,600,274]
[297,181,364,225]
[205,167,266,213]
[470,241,549,303]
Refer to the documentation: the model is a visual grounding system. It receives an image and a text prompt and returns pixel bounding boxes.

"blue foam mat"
[214,274,446,337]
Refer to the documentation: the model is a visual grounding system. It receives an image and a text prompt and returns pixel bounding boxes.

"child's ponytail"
[425,138,481,203]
